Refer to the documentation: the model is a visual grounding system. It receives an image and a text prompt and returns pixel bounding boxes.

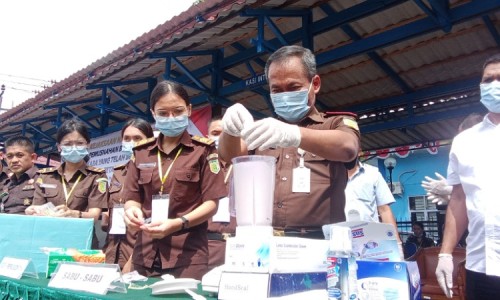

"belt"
[274,229,325,240]
[207,232,234,241]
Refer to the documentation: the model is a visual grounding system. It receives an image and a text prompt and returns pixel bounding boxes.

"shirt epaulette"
[134,137,156,149]
[325,111,358,119]
[37,167,56,174]
[192,135,214,146]
[86,165,105,173]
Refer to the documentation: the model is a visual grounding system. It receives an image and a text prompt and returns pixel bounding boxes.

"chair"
[410,246,466,300]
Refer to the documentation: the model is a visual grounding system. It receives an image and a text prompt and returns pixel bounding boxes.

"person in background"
[26,118,108,249]
[436,54,500,299]
[345,156,404,258]
[406,221,435,249]
[421,113,484,205]
[1,136,38,214]
[122,80,226,279]
[219,45,360,238]
[0,146,10,189]
[206,117,236,271]
[101,118,154,272]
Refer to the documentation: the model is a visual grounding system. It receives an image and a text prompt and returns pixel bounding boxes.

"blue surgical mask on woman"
[270,81,313,123]
[480,81,500,113]
[155,114,189,137]
[121,141,135,160]
[60,146,89,163]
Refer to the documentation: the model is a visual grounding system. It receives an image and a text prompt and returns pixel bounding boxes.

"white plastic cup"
[231,155,276,226]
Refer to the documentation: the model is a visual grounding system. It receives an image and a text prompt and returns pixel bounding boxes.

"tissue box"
[333,221,401,261]
[356,260,421,300]
[47,248,105,277]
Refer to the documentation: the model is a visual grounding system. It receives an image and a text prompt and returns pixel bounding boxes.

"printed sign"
[48,263,119,295]
[0,257,30,279]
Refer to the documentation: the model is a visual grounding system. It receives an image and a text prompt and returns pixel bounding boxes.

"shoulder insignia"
[342,118,359,131]
[325,111,358,119]
[37,167,55,174]
[207,153,220,174]
[192,135,214,146]
[87,166,105,173]
[134,137,156,148]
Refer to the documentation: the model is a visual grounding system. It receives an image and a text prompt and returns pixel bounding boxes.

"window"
[408,195,440,243]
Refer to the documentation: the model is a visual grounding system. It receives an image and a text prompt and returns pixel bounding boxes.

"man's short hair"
[264,45,317,81]
[483,53,500,71]
[4,136,35,154]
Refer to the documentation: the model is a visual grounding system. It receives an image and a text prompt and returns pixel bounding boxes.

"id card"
[292,167,311,193]
[109,204,126,234]
[151,194,170,223]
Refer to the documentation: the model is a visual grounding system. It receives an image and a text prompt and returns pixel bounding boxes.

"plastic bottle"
[326,225,358,300]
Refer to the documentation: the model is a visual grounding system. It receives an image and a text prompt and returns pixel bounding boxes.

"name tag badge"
[22,184,35,190]
[109,205,126,235]
[151,194,170,223]
[40,183,57,189]
[138,162,157,169]
[292,167,311,193]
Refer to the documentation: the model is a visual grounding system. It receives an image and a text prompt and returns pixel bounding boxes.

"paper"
[109,206,126,234]
[0,257,30,279]
[48,263,119,295]
[212,197,230,222]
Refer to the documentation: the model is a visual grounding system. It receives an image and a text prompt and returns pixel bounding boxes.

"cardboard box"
[47,248,105,277]
[356,260,421,300]
[325,221,401,261]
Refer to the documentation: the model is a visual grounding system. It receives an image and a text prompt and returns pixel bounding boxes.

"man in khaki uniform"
[219,45,360,238]
[1,136,38,214]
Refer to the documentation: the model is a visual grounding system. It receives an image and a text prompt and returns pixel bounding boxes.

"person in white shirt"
[345,159,403,258]
[436,54,500,300]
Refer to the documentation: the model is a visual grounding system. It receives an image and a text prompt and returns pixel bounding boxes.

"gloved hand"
[435,253,454,298]
[241,117,301,150]
[422,172,452,205]
[222,103,254,137]
[427,192,450,205]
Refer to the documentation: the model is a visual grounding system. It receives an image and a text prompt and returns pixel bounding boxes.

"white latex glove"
[241,117,301,150]
[427,192,450,205]
[222,103,254,137]
[435,253,454,298]
[422,172,452,195]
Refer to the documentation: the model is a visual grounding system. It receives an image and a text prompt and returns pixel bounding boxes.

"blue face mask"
[60,146,89,163]
[121,141,135,160]
[155,115,189,137]
[270,82,313,123]
[480,81,500,113]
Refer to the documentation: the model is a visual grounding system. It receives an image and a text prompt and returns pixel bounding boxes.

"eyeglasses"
[60,141,88,147]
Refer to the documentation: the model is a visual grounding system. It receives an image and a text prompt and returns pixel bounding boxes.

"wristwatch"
[180,216,189,230]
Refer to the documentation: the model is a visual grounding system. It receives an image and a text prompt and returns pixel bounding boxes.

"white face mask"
[121,141,135,160]
[480,81,500,113]
[270,81,313,123]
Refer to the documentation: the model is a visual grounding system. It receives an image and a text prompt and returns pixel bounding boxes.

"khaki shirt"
[33,163,108,211]
[256,108,360,230]
[207,162,236,235]
[1,166,39,214]
[122,131,227,269]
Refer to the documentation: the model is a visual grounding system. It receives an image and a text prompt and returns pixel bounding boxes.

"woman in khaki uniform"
[26,119,108,248]
[123,80,226,279]
[101,118,154,272]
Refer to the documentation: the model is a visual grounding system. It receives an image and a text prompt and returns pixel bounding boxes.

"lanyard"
[157,146,183,195]
[61,173,83,204]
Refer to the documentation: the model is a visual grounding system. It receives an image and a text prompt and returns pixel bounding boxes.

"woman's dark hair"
[150,80,190,109]
[56,118,90,143]
[121,118,154,138]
